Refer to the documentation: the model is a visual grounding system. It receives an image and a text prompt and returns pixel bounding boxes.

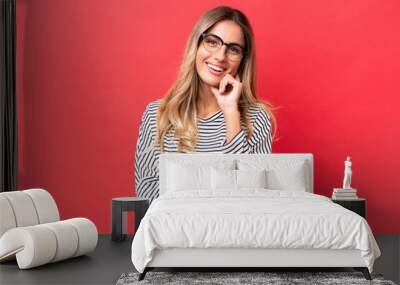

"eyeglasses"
[201,32,246,62]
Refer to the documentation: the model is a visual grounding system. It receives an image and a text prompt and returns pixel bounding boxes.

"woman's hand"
[209,73,242,144]
[210,73,242,113]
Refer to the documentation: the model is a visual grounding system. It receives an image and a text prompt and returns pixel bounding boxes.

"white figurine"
[343,156,352,189]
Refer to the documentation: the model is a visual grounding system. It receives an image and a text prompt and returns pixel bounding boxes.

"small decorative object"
[332,156,358,200]
[343,156,352,189]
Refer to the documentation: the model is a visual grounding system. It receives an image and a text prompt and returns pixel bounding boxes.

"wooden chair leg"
[354,267,372,280]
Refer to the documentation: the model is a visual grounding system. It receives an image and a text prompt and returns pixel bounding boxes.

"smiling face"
[195,20,245,88]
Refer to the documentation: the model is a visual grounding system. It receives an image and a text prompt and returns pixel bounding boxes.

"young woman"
[135,6,276,202]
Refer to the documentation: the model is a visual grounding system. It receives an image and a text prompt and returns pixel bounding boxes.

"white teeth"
[207,63,224,72]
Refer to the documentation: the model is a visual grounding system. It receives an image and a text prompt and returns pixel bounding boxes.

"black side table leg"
[112,197,149,241]
[112,202,126,241]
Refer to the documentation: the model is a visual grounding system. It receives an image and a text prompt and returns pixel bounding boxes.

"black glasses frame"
[201,32,247,60]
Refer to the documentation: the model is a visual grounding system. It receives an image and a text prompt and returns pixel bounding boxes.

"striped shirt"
[134,99,272,203]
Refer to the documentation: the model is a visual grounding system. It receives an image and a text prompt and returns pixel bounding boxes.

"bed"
[131,153,381,281]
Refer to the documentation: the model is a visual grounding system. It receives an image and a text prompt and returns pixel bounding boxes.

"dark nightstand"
[111,197,149,242]
[332,198,366,219]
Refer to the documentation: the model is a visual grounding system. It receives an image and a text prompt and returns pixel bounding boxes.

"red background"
[16,0,400,234]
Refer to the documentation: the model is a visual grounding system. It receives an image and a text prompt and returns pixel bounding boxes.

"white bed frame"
[140,153,370,280]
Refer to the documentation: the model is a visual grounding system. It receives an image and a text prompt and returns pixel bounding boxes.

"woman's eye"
[229,46,241,54]
[206,39,218,46]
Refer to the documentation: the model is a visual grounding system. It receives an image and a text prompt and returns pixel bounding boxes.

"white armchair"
[0,188,98,269]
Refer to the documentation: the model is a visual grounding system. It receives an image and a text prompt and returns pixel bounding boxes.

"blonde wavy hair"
[155,6,277,153]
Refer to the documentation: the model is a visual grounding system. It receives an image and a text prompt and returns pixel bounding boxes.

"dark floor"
[0,235,135,285]
[0,234,399,285]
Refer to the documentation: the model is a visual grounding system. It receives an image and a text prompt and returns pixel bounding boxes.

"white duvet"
[131,190,381,273]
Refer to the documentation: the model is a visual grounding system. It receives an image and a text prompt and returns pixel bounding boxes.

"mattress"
[131,189,381,273]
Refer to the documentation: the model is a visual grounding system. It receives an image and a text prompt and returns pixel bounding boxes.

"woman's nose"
[213,45,228,61]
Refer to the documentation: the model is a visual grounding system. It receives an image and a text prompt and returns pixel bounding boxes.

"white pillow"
[167,161,210,191]
[211,168,268,190]
[237,169,268,188]
[211,168,236,190]
[238,158,309,191]
[266,166,307,191]
[166,159,236,192]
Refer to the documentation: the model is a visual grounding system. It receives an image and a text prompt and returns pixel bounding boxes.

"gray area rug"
[116,271,396,285]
